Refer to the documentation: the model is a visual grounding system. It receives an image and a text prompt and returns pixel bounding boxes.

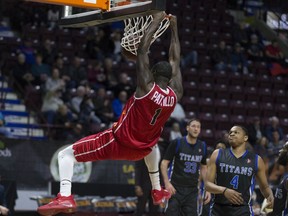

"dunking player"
[205,125,274,216]
[37,11,183,216]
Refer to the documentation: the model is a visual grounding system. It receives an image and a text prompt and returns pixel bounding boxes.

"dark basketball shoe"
[151,188,171,205]
[37,193,76,216]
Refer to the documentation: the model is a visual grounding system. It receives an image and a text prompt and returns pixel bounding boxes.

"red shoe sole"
[38,207,76,216]
[152,194,171,205]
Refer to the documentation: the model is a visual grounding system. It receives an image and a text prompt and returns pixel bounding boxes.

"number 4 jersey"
[213,148,258,206]
[113,83,177,150]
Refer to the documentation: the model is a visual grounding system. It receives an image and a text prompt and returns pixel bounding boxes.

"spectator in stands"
[104,57,118,88]
[85,28,107,61]
[181,50,198,69]
[47,6,59,28]
[97,27,115,60]
[86,60,108,90]
[63,55,87,89]
[247,116,269,173]
[211,40,231,71]
[70,85,86,115]
[214,130,229,150]
[52,104,81,141]
[18,38,36,65]
[246,34,264,62]
[31,53,51,87]
[41,89,64,125]
[38,39,57,65]
[169,122,182,141]
[111,30,122,63]
[45,67,65,93]
[93,87,116,125]
[79,94,101,125]
[230,43,249,73]
[214,139,228,150]
[112,90,128,119]
[53,54,66,76]
[266,116,285,151]
[112,72,134,97]
[265,40,284,62]
[12,53,34,94]
[0,111,13,138]
[246,25,264,45]
[169,102,186,128]
[0,184,9,216]
[265,40,288,76]
[0,19,14,37]
[232,22,249,48]
[247,116,268,147]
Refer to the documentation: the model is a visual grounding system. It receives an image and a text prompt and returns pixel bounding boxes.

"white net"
[121,15,170,55]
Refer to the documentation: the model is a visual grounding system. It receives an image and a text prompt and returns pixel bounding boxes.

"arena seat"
[214,98,229,114]
[229,85,245,101]
[273,89,287,104]
[230,100,245,116]
[260,102,275,117]
[275,103,288,118]
[214,113,231,130]
[245,86,259,102]
[230,115,245,125]
[198,111,214,122]
[199,83,215,98]
[199,97,215,113]
[245,101,260,116]
[229,72,245,86]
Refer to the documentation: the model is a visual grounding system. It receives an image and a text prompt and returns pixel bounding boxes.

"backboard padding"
[26,0,110,11]
[58,0,166,28]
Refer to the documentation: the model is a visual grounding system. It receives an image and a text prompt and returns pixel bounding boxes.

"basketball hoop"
[121,15,170,55]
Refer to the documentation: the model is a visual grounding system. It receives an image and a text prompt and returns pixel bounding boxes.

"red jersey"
[113,83,177,149]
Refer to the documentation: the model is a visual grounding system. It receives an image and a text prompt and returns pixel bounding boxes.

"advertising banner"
[0,138,135,190]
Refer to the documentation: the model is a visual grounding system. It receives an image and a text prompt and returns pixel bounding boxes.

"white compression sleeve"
[58,145,75,196]
[144,145,161,190]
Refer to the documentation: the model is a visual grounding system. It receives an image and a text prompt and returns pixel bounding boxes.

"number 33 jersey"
[214,148,258,205]
[113,83,177,150]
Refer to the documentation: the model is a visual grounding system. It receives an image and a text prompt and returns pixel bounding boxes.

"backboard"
[27,0,166,28]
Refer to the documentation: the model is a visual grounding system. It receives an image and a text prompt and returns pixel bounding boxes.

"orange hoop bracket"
[26,0,110,10]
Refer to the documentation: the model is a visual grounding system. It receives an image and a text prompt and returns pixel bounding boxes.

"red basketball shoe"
[151,188,171,205]
[37,193,77,216]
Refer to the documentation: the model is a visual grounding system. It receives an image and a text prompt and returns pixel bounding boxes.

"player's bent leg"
[144,145,171,204]
[144,145,161,190]
[37,193,76,216]
[38,145,77,216]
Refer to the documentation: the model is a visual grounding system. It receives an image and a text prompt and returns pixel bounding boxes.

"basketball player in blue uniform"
[269,141,288,216]
[160,119,211,215]
[205,125,274,216]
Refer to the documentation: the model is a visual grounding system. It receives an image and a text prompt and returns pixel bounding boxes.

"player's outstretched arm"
[136,11,166,96]
[168,15,183,101]
[256,156,274,209]
[160,159,176,195]
[205,150,224,194]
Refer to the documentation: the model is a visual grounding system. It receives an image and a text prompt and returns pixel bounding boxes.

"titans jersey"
[163,137,207,187]
[273,175,288,216]
[214,148,258,206]
[113,83,177,149]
